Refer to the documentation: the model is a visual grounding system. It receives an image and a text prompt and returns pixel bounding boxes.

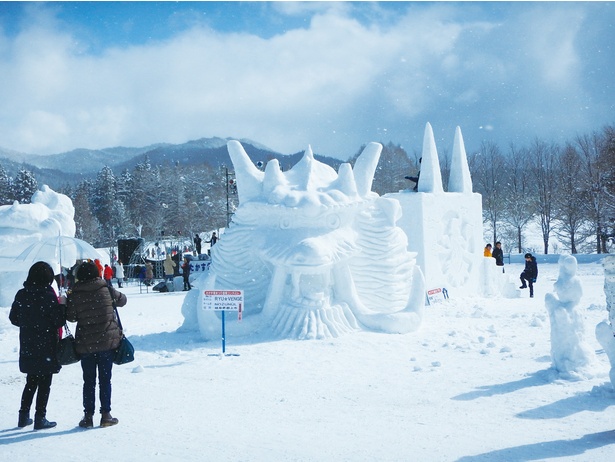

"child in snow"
[520,253,538,297]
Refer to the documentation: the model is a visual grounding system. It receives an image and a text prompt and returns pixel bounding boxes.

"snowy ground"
[0,260,613,461]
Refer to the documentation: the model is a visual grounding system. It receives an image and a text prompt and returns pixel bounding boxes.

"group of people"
[483,241,505,268]
[193,231,217,256]
[91,258,125,288]
[9,260,128,430]
[484,242,538,298]
[161,254,191,291]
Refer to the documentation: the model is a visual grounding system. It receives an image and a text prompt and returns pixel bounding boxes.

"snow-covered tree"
[501,145,535,253]
[127,157,165,237]
[603,125,615,246]
[529,140,559,254]
[576,131,610,253]
[116,168,132,205]
[109,199,132,240]
[13,168,38,203]
[91,166,118,245]
[474,142,507,245]
[73,181,100,244]
[553,144,589,253]
[0,164,12,205]
[369,143,414,195]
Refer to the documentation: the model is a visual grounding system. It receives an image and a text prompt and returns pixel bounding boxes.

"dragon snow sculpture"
[189,141,425,340]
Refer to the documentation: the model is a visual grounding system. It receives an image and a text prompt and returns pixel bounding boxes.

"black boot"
[34,414,57,430]
[100,412,119,428]
[79,413,94,428]
[18,410,33,428]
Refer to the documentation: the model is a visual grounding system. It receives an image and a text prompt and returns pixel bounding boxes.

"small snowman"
[596,255,615,388]
[545,255,594,377]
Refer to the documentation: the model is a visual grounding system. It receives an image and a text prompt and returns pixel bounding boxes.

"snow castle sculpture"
[387,123,483,297]
[596,256,615,387]
[545,255,594,377]
[185,141,426,340]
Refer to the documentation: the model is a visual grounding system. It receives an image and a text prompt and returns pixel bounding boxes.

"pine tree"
[370,143,414,195]
[128,157,165,237]
[91,166,117,245]
[72,182,101,244]
[109,199,132,239]
[0,164,12,205]
[116,169,132,205]
[13,168,38,203]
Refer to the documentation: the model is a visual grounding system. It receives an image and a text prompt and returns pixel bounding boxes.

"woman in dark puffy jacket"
[66,260,127,429]
[9,261,65,430]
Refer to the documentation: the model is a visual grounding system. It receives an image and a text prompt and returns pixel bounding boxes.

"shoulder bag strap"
[107,286,123,331]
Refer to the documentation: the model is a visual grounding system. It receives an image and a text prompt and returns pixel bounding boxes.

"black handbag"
[109,287,134,365]
[57,324,81,365]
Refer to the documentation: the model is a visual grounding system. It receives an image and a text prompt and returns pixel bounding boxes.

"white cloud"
[18,110,69,152]
[0,3,611,159]
[271,1,349,18]
[517,6,584,88]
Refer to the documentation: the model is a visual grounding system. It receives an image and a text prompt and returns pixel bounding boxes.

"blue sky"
[0,1,613,160]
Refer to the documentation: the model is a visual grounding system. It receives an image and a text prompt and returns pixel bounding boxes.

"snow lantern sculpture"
[596,255,615,387]
[186,141,425,340]
[387,123,483,297]
[545,255,594,377]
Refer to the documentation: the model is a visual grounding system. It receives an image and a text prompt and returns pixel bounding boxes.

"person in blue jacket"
[520,253,538,298]
[9,261,66,430]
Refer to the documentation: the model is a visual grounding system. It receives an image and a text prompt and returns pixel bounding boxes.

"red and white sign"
[202,290,244,315]
[427,287,448,305]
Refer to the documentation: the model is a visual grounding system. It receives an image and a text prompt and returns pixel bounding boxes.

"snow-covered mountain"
[0,137,309,186]
[0,147,28,163]
[24,144,172,174]
[0,137,343,189]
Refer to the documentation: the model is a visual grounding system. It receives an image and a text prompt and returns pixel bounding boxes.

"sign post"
[426,287,448,305]
[202,290,243,355]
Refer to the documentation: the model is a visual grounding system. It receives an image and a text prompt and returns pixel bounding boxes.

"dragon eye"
[280,217,292,229]
[326,214,340,229]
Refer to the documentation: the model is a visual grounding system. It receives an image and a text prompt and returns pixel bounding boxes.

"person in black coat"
[520,253,538,298]
[182,256,192,291]
[194,233,202,255]
[207,232,218,246]
[9,261,66,430]
[492,241,505,272]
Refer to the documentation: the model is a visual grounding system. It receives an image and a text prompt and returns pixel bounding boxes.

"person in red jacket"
[103,264,113,287]
[94,259,103,277]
